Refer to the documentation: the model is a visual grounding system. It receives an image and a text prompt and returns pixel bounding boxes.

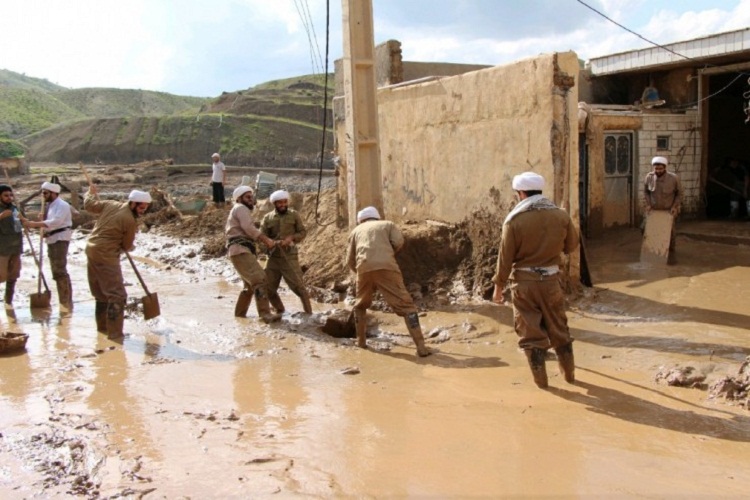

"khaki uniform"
[643,171,682,253]
[347,220,416,316]
[260,209,307,301]
[493,205,578,350]
[84,196,137,304]
[226,204,267,291]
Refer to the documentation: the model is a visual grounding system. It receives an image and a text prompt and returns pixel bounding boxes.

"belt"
[44,226,71,237]
[227,236,256,255]
[516,265,559,277]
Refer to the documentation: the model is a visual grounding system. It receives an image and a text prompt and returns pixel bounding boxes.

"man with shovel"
[0,184,23,308]
[226,185,282,323]
[20,181,74,310]
[260,190,313,314]
[84,185,151,338]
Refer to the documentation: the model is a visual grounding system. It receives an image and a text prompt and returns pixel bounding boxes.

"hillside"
[13,70,334,167]
[0,68,65,92]
[0,87,84,138]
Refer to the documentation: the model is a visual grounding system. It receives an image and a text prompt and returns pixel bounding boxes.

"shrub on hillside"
[0,139,25,158]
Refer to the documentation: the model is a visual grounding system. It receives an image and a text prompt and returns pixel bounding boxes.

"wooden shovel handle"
[125,251,152,296]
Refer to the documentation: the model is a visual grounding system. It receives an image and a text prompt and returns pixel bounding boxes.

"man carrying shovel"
[0,184,23,308]
[84,185,151,338]
[20,181,74,310]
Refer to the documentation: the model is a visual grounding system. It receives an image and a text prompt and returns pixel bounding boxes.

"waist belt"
[44,226,71,237]
[227,236,256,255]
[516,265,559,277]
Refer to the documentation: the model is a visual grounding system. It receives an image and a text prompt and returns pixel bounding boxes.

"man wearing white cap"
[643,156,682,262]
[346,206,430,357]
[20,181,74,309]
[260,190,312,314]
[226,185,282,323]
[84,185,151,338]
[492,171,579,389]
[0,184,22,307]
[210,153,226,207]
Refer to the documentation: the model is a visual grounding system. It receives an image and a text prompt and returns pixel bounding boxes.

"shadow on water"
[549,368,750,442]
[122,335,235,362]
[376,349,508,368]
[572,327,749,363]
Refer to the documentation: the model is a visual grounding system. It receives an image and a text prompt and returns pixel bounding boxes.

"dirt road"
[1,207,749,497]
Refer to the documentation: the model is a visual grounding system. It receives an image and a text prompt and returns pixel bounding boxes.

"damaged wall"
[368,52,579,224]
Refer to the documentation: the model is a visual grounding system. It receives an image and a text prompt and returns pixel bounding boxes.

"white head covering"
[357,206,381,223]
[651,156,668,166]
[269,190,289,203]
[41,181,61,194]
[512,171,545,191]
[233,185,254,201]
[128,190,152,203]
[211,153,220,159]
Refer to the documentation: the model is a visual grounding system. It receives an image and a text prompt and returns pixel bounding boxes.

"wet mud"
[2,184,750,496]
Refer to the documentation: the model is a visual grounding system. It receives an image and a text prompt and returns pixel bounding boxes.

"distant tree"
[0,139,25,158]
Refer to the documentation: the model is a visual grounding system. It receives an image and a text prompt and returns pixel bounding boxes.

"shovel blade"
[30,291,51,309]
[142,292,160,320]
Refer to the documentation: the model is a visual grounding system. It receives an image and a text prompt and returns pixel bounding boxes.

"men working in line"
[225,185,282,323]
[0,184,22,308]
[210,152,226,207]
[346,206,431,357]
[85,186,151,339]
[643,156,682,263]
[492,172,579,389]
[260,190,313,314]
[21,181,74,310]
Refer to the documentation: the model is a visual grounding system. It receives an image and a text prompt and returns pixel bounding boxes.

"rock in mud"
[655,365,707,388]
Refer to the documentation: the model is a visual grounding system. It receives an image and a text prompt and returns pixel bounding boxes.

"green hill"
[55,88,206,118]
[0,87,84,138]
[0,68,66,92]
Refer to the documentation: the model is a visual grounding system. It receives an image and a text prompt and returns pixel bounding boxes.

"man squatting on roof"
[225,185,283,323]
[21,181,74,310]
[84,186,152,339]
[492,171,579,389]
[260,189,313,314]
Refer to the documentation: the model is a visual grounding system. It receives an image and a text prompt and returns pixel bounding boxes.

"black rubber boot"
[95,301,108,333]
[354,308,367,348]
[4,280,16,306]
[524,348,549,389]
[106,302,125,339]
[405,312,431,357]
[554,343,575,384]
[234,289,253,317]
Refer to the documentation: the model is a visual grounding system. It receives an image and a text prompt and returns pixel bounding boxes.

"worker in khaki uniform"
[346,206,430,357]
[260,190,312,314]
[226,185,282,323]
[492,172,578,388]
[21,181,74,310]
[643,156,682,263]
[85,186,151,338]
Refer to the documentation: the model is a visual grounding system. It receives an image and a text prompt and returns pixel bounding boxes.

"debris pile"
[709,356,750,409]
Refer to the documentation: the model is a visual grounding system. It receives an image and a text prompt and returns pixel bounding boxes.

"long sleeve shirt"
[84,195,137,264]
[346,220,404,274]
[644,171,681,212]
[225,203,262,256]
[260,209,306,256]
[43,197,73,244]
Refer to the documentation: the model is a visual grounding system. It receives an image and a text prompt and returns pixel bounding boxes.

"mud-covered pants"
[354,269,417,316]
[230,252,269,292]
[510,274,572,350]
[47,240,70,281]
[87,259,126,305]
[0,253,21,283]
[265,252,306,298]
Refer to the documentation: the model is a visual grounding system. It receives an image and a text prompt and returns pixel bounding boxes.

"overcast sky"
[2,0,748,97]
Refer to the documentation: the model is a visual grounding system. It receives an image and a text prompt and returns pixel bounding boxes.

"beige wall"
[360,52,580,224]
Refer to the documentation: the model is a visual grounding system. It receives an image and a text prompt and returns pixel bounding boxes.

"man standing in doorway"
[21,181,74,310]
[260,190,312,314]
[226,185,282,323]
[85,186,151,339]
[210,153,226,207]
[643,156,682,262]
[492,172,579,389]
[0,184,22,308]
[346,206,430,357]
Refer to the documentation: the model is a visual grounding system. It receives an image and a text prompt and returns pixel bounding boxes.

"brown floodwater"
[1,226,749,498]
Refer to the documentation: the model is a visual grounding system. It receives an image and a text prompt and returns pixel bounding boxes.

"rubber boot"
[4,279,16,307]
[300,291,313,314]
[254,288,282,323]
[95,301,108,333]
[106,302,125,339]
[56,276,73,310]
[234,289,253,318]
[269,292,286,314]
[524,348,549,389]
[555,343,575,384]
[405,312,431,357]
[354,308,367,348]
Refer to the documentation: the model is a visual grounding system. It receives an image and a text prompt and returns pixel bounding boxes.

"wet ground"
[1,224,749,498]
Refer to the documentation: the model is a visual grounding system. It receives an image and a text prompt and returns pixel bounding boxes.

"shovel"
[79,162,160,320]
[29,196,51,308]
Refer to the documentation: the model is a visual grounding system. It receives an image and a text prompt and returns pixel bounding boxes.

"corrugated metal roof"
[588,28,750,75]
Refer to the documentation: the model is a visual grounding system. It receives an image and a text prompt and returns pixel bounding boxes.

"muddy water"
[1,228,749,497]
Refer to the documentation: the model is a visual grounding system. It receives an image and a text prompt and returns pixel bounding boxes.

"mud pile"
[709,356,750,409]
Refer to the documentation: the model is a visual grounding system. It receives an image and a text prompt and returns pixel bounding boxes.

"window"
[656,135,670,151]
[604,133,632,175]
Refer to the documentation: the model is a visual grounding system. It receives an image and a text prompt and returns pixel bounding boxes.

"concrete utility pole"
[341,0,382,227]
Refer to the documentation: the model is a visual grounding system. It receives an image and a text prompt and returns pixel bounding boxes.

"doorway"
[602,132,634,228]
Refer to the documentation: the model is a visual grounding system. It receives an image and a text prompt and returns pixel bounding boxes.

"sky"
[2,0,748,97]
